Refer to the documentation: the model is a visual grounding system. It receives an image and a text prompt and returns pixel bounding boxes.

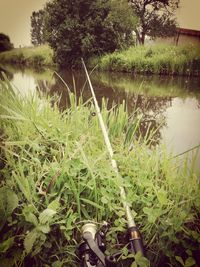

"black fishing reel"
[78,222,145,267]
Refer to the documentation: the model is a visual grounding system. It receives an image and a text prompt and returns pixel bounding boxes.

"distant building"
[175,28,200,46]
[155,27,200,46]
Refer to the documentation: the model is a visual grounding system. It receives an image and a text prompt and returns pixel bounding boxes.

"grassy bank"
[0,45,54,67]
[94,44,200,76]
[1,44,200,77]
[0,76,200,266]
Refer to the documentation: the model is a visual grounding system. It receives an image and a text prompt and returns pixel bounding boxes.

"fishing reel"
[78,222,145,267]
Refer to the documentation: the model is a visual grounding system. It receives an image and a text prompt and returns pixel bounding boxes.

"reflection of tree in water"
[127,94,172,146]
[38,70,172,146]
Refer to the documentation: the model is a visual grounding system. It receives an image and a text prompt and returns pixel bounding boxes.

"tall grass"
[95,44,200,76]
[0,45,54,67]
[0,75,199,266]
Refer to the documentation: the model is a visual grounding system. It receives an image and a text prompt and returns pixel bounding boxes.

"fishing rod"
[78,59,145,267]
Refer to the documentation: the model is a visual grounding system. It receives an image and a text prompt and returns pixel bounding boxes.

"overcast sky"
[0,0,47,47]
[0,0,199,48]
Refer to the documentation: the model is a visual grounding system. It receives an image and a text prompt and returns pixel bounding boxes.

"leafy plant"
[0,76,199,266]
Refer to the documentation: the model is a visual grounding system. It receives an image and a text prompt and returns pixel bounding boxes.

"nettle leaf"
[37,225,50,234]
[0,187,18,221]
[47,198,60,211]
[24,229,40,254]
[0,237,14,253]
[23,207,38,226]
[39,208,57,224]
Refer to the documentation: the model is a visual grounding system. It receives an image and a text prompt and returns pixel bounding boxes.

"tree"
[44,0,137,66]
[129,0,179,44]
[0,33,13,52]
[31,10,46,46]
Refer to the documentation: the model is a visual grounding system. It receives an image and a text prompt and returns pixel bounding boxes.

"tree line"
[0,33,13,52]
[31,0,179,66]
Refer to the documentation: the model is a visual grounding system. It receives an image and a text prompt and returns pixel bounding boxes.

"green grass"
[94,44,200,76]
[0,75,200,266]
[0,45,54,67]
[1,44,200,77]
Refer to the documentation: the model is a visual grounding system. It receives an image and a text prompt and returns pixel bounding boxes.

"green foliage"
[0,45,54,67]
[0,187,18,230]
[0,77,199,266]
[44,0,137,66]
[97,44,200,76]
[31,10,46,46]
[0,33,14,52]
[129,0,179,44]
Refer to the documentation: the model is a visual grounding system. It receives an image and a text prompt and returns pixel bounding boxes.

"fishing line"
[172,143,200,158]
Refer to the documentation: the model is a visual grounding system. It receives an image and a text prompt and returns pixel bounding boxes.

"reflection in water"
[161,97,200,168]
[10,73,37,96]
[1,64,200,173]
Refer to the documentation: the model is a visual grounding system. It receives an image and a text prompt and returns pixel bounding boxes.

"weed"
[0,76,199,266]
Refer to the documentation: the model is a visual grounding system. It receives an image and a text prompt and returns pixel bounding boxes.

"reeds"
[97,44,200,76]
[0,76,199,266]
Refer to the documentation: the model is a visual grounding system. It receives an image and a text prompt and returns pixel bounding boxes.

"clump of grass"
[97,44,200,76]
[0,75,199,266]
[0,45,54,67]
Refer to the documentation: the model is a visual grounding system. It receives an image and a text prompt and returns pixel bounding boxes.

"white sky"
[0,0,199,48]
[0,0,47,47]
[176,0,200,31]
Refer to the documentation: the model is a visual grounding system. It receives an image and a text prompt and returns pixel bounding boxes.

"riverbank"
[0,44,200,76]
[0,45,54,67]
[0,77,199,266]
[93,44,200,76]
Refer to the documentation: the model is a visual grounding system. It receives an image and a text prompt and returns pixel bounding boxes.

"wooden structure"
[155,27,200,46]
[175,28,200,45]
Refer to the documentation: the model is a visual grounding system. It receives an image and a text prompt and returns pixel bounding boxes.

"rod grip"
[128,226,145,256]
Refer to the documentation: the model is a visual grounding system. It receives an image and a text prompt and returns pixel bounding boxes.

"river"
[1,64,200,173]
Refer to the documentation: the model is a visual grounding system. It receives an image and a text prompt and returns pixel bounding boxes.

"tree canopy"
[129,0,180,44]
[31,10,46,46]
[0,33,13,52]
[43,0,137,66]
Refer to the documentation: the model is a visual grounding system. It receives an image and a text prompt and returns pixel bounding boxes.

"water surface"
[1,64,200,173]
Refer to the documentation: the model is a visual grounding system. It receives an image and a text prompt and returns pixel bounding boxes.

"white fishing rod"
[81,59,145,257]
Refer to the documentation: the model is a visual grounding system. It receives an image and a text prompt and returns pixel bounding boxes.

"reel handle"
[79,223,106,267]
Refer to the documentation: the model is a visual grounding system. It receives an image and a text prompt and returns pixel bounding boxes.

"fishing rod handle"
[128,226,145,256]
